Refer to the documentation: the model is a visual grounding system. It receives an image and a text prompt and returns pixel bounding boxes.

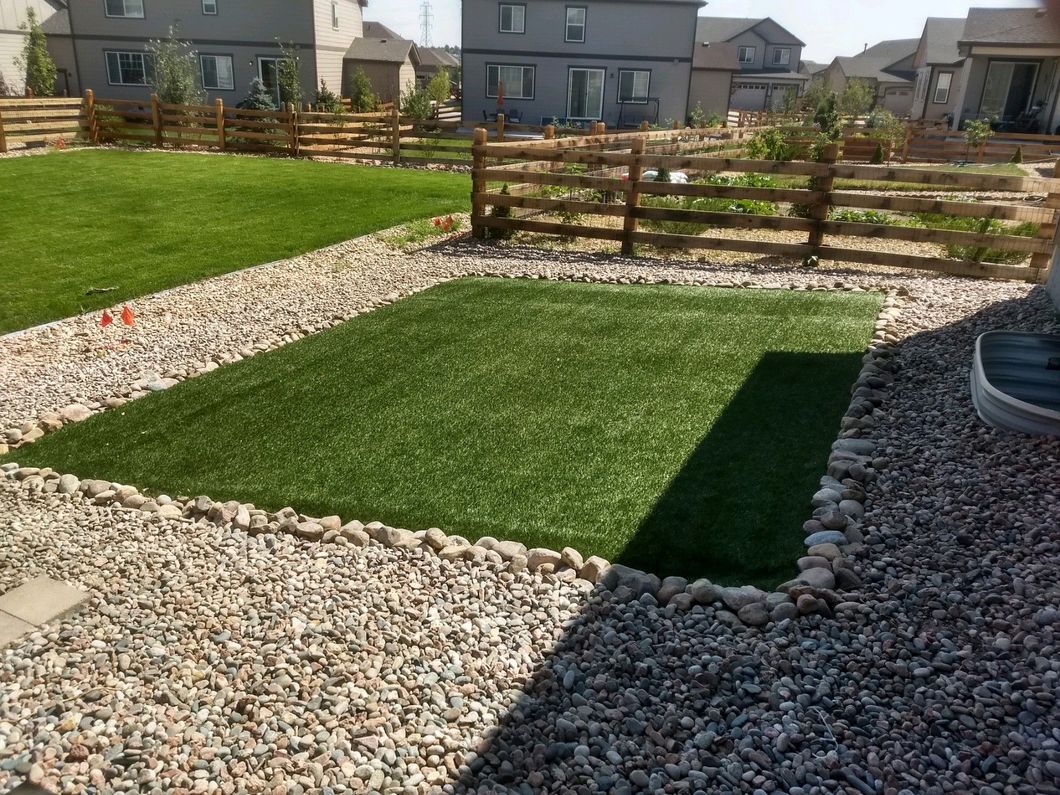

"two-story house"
[690,17,809,112]
[461,0,705,129]
[50,0,366,104]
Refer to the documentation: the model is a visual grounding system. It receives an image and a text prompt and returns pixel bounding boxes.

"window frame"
[485,63,535,100]
[105,50,153,85]
[771,48,790,66]
[105,0,145,19]
[202,0,217,14]
[199,53,235,91]
[617,69,650,104]
[498,3,526,34]
[737,46,756,64]
[565,6,586,43]
[932,71,953,104]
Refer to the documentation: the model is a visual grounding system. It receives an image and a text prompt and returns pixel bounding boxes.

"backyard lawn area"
[7,279,881,586]
[0,149,469,334]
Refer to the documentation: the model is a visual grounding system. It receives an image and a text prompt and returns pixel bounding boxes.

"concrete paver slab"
[0,610,35,647]
[0,576,89,626]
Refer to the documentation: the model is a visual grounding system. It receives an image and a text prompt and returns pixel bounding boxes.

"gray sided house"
[345,21,418,105]
[909,17,966,123]
[461,0,705,129]
[953,7,1060,134]
[63,0,366,105]
[692,17,807,112]
[819,38,918,116]
[1,0,78,96]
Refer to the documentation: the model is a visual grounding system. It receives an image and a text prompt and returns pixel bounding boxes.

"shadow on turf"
[616,350,865,587]
[449,289,1053,794]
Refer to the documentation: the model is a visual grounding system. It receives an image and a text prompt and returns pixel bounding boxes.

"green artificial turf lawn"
[0,149,469,334]
[8,279,881,586]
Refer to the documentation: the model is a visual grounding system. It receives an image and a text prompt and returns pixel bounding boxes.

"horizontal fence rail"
[470,129,1060,283]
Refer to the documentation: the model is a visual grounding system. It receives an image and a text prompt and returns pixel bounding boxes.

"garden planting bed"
[1,222,1057,792]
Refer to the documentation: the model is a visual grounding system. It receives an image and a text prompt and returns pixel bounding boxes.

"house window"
[105,0,145,18]
[499,4,525,34]
[486,64,534,99]
[933,71,953,104]
[200,55,234,90]
[331,1,339,28]
[617,70,650,104]
[105,50,152,85]
[202,0,217,14]
[737,46,755,64]
[772,48,790,66]
[565,7,586,43]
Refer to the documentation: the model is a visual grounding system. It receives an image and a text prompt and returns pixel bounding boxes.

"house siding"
[462,0,698,127]
[688,69,731,118]
[0,0,77,96]
[312,0,363,97]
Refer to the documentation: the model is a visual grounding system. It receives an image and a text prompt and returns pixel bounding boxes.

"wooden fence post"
[24,86,33,98]
[807,142,840,259]
[640,120,650,132]
[672,118,681,130]
[471,127,489,239]
[150,93,162,147]
[901,123,913,163]
[496,112,505,142]
[215,98,225,150]
[286,103,298,157]
[544,124,555,140]
[84,89,97,145]
[391,107,401,164]
[977,139,986,163]
[0,102,7,154]
[598,121,606,136]
[622,136,646,256]
[1029,159,1060,283]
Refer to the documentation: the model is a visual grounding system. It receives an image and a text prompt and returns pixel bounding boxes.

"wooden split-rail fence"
[471,129,1060,282]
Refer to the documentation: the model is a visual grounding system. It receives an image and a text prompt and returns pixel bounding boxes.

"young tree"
[348,67,377,112]
[400,85,432,121]
[18,8,56,97]
[238,77,277,111]
[146,27,203,105]
[314,80,344,113]
[0,70,11,97]
[276,41,302,108]
[838,78,874,117]
[425,68,451,107]
[813,93,841,139]
[801,79,832,114]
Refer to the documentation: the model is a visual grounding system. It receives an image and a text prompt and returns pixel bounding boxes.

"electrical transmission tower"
[419,0,434,47]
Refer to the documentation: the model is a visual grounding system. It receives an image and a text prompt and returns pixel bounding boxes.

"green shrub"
[870,142,885,164]
[146,28,203,105]
[914,213,1038,263]
[1010,145,1023,164]
[964,119,994,156]
[487,184,514,240]
[237,78,276,111]
[314,80,344,114]
[641,193,778,236]
[277,41,302,108]
[700,172,777,188]
[838,78,874,117]
[401,85,432,121]
[813,93,841,140]
[349,67,378,112]
[18,8,55,97]
[426,68,451,107]
[829,208,897,224]
[745,128,794,161]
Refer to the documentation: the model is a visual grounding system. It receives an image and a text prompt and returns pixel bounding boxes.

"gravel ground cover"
[1,223,1059,794]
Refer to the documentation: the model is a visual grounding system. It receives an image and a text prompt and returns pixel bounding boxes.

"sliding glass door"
[980,61,1039,119]
[567,68,605,120]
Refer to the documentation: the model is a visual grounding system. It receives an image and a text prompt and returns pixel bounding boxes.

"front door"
[980,61,1039,120]
[568,68,605,120]
[258,57,281,107]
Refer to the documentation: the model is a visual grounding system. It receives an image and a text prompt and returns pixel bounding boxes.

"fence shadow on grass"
[615,350,865,588]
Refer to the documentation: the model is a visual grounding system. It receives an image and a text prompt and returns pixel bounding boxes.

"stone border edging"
[1,266,904,628]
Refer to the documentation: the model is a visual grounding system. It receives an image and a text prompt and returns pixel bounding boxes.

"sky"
[370,0,1042,61]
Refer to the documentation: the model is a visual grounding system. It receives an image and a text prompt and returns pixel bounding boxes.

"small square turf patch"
[7,279,882,586]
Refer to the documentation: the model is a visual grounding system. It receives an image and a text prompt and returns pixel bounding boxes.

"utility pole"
[419,0,434,47]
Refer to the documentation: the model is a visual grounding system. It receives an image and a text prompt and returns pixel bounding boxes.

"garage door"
[880,90,912,115]
[730,83,767,110]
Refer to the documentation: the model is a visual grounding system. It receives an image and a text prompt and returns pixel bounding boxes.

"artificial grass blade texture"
[0,149,468,334]
[9,278,881,586]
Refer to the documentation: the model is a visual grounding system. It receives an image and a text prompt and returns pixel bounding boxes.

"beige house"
[909,18,966,123]
[0,0,77,96]
[819,38,919,115]
[343,21,418,105]
[416,46,459,89]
